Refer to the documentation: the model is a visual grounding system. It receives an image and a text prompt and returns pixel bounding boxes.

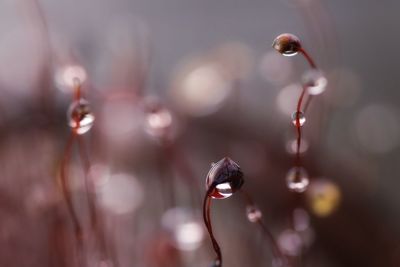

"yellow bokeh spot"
[307,179,341,217]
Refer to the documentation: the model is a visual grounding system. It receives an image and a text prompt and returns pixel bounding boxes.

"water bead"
[291,111,306,127]
[302,70,328,95]
[246,205,262,223]
[67,99,95,135]
[272,33,302,57]
[205,157,244,199]
[286,167,309,193]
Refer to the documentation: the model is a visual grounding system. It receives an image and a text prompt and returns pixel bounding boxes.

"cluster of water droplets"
[272,33,329,194]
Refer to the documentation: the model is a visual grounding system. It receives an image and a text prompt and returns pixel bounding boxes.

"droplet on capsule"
[291,111,306,127]
[286,167,309,193]
[67,99,95,135]
[302,70,328,95]
[272,33,302,57]
[205,157,244,199]
[246,205,262,223]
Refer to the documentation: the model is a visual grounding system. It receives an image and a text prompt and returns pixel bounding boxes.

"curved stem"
[203,189,222,266]
[77,137,96,228]
[60,132,81,238]
[60,132,85,267]
[295,85,307,166]
[299,49,317,70]
[240,190,289,266]
[294,48,318,166]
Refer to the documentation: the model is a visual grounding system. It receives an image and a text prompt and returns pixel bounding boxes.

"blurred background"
[0,0,399,266]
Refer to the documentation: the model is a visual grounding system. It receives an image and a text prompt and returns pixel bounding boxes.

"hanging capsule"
[205,157,244,199]
[67,99,95,135]
[272,33,302,57]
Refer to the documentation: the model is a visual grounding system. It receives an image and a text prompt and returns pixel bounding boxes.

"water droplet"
[67,99,95,135]
[291,111,306,127]
[246,205,262,223]
[286,167,309,193]
[302,70,327,95]
[272,33,302,57]
[206,157,244,199]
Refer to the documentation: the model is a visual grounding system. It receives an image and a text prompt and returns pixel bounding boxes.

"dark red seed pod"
[205,157,244,199]
[272,33,302,56]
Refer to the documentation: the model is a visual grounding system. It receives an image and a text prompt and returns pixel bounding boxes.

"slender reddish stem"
[60,132,81,237]
[203,189,222,266]
[299,49,317,70]
[74,82,81,101]
[295,85,307,166]
[60,132,86,267]
[240,190,288,266]
[77,137,97,228]
[294,49,318,165]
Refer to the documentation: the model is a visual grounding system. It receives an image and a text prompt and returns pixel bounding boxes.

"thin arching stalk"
[60,132,81,238]
[240,190,288,267]
[294,49,319,164]
[203,187,222,266]
[59,131,85,267]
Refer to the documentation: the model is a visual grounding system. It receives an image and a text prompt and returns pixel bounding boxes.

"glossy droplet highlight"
[205,157,244,199]
[291,111,306,127]
[286,167,309,193]
[272,33,301,57]
[302,70,328,95]
[246,205,262,223]
[67,99,95,135]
